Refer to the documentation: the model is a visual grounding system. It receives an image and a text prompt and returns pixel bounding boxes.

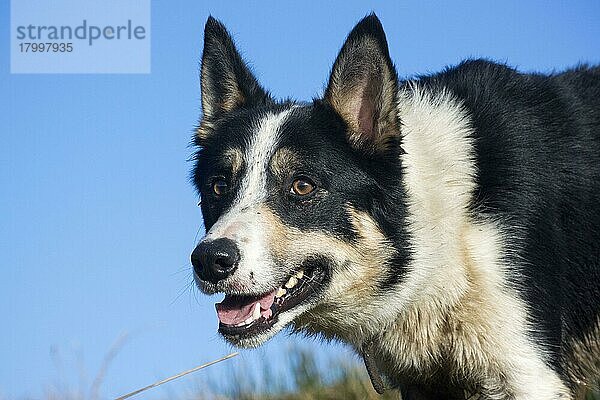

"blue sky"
[1,1,599,399]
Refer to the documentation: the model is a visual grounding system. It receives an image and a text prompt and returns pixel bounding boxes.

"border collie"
[190,14,600,399]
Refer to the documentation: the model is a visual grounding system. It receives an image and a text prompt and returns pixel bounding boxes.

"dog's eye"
[291,177,316,196]
[212,178,228,196]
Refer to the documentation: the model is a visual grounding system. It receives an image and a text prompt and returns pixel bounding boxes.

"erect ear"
[200,17,272,123]
[324,14,400,155]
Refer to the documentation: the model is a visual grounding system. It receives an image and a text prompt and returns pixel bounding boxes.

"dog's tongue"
[215,291,276,325]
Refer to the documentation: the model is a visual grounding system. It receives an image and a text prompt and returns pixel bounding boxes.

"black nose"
[191,238,240,284]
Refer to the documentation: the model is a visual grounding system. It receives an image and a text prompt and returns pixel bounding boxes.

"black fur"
[417,61,600,381]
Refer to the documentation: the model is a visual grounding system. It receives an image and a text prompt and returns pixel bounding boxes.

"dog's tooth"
[285,276,298,289]
[244,316,254,325]
[295,270,304,279]
[276,287,287,298]
[252,303,261,320]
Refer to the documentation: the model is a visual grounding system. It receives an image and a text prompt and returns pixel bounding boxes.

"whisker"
[170,264,193,277]
[171,279,195,306]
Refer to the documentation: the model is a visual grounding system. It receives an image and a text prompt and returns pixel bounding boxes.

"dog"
[190,14,600,399]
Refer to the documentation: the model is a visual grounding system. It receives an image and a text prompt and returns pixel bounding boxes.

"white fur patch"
[365,85,571,398]
[238,109,293,207]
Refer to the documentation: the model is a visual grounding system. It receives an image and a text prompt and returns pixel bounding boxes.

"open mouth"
[215,263,326,339]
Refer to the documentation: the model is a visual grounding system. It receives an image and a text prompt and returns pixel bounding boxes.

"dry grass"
[177,348,599,400]
[181,348,398,400]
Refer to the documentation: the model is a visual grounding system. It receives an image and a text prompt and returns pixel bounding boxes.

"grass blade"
[114,352,239,400]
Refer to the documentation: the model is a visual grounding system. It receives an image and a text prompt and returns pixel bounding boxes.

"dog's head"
[191,14,408,348]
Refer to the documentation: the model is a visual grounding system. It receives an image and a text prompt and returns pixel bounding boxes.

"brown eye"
[291,177,316,196]
[212,179,228,196]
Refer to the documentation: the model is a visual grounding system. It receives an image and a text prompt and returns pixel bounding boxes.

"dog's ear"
[325,14,400,156]
[200,17,271,124]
